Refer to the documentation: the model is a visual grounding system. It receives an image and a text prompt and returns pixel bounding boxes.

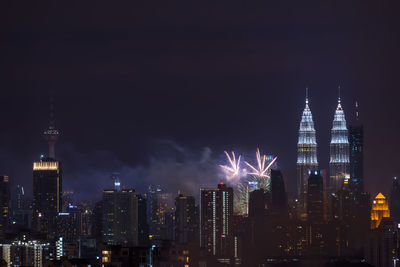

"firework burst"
[219,150,242,181]
[245,148,277,177]
[219,148,277,216]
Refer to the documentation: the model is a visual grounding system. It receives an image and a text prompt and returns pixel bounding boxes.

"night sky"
[0,2,399,201]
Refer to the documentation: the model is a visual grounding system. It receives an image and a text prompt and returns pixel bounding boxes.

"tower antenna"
[355,101,359,121]
[50,96,55,127]
[305,87,309,104]
[43,95,60,159]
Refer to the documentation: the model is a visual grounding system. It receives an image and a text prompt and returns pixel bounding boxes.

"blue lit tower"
[329,94,350,193]
[297,90,318,200]
[43,97,60,159]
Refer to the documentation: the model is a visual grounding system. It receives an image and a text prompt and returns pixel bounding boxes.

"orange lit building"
[370,193,390,229]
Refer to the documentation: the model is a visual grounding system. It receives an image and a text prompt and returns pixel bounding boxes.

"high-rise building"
[92,201,103,246]
[175,194,198,244]
[307,171,324,223]
[12,184,25,211]
[329,96,350,193]
[248,189,269,218]
[77,201,92,237]
[349,125,364,192]
[0,239,51,267]
[0,175,10,234]
[390,177,400,222]
[102,189,138,246]
[148,186,174,240]
[56,207,80,243]
[200,182,233,259]
[270,169,287,212]
[32,156,62,238]
[137,194,149,246]
[371,193,390,229]
[367,218,398,267]
[12,184,32,228]
[297,91,318,214]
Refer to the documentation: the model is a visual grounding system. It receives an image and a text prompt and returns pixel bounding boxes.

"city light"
[33,161,59,170]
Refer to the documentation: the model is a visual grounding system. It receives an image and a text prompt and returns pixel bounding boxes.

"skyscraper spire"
[355,101,360,121]
[329,92,350,193]
[305,87,309,104]
[43,96,60,159]
[297,88,318,217]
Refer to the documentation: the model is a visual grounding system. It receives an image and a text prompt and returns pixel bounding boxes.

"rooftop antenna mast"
[355,101,360,121]
[43,95,60,159]
[305,87,309,104]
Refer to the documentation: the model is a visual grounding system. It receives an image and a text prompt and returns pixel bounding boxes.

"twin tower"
[296,91,350,200]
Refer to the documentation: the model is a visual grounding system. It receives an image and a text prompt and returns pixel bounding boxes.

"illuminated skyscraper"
[297,90,318,215]
[329,96,350,193]
[200,182,233,259]
[32,156,62,238]
[371,193,390,229]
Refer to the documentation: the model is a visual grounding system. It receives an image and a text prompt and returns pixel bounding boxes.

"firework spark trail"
[219,151,241,180]
[245,148,277,177]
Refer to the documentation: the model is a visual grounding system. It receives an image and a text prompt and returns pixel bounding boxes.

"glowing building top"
[33,160,60,171]
[330,97,350,150]
[371,192,390,229]
[297,91,318,165]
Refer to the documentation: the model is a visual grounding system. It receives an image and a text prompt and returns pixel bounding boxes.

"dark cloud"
[58,141,220,202]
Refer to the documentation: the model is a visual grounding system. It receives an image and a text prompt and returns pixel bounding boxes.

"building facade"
[200,183,233,259]
[0,175,10,235]
[175,194,198,244]
[390,177,400,222]
[102,189,139,246]
[0,239,51,267]
[270,169,287,215]
[307,171,325,223]
[148,185,174,240]
[137,194,149,246]
[349,125,364,192]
